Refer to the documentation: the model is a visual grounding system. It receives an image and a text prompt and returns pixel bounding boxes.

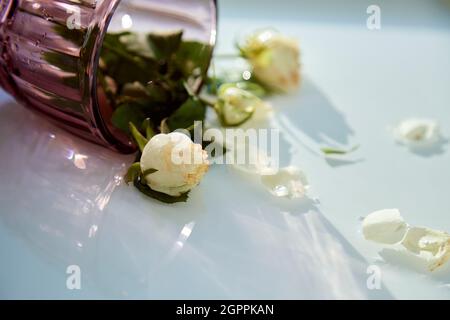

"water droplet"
[42,9,53,21]
[242,70,252,80]
[273,185,288,197]
[113,175,123,185]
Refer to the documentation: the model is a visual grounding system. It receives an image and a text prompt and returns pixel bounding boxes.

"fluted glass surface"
[0,0,217,152]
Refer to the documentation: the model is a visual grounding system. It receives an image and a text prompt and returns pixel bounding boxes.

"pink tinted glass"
[0,0,217,152]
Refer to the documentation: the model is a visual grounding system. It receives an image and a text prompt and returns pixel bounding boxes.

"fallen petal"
[401,227,450,271]
[394,118,440,147]
[230,143,275,175]
[261,166,308,199]
[362,208,408,244]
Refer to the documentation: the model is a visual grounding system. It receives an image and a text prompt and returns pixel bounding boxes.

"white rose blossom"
[241,29,301,93]
[140,132,209,197]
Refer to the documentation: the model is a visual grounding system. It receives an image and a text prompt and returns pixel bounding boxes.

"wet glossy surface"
[0,0,450,299]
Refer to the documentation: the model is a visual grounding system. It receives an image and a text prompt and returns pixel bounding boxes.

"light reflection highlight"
[121,14,133,29]
[167,221,195,256]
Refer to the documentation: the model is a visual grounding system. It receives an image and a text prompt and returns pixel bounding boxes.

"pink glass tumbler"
[0,0,217,152]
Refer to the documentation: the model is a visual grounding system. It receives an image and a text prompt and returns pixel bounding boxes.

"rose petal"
[362,209,408,244]
[230,143,275,175]
[401,227,450,271]
[394,118,440,147]
[260,166,308,199]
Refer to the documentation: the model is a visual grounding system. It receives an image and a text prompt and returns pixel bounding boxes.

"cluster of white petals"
[362,209,450,271]
[241,30,301,93]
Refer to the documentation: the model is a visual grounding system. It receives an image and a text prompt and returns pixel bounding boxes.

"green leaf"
[109,57,157,85]
[147,30,183,60]
[53,25,86,46]
[99,31,212,139]
[129,122,148,152]
[111,103,145,134]
[321,145,360,155]
[118,32,155,59]
[167,97,206,131]
[160,118,171,134]
[124,162,141,184]
[202,139,228,157]
[142,168,158,178]
[145,80,171,104]
[133,178,189,204]
[141,118,156,140]
[175,41,212,77]
[42,51,78,73]
[101,32,159,85]
[117,81,166,107]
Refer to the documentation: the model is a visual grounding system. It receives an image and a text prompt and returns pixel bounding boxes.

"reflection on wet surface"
[0,96,391,298]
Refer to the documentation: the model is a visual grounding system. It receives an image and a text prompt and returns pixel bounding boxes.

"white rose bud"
[140,132,209,197]
[241,30,300,92]
[215,85,262,126]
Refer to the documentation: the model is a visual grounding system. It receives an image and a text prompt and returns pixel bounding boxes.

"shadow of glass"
[325,157,365,168]
[0,98,387,299]
[0,101,131,268]
[203,166,394,299]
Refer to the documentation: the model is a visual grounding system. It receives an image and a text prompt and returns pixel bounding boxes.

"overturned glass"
[0,0,217,152]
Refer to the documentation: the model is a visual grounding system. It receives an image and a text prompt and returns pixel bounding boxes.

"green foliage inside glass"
[98,30,212,136]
